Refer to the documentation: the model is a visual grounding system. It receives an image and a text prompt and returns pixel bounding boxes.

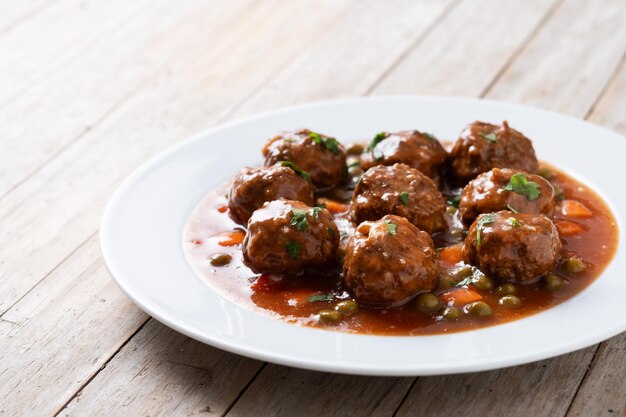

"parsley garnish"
[348,161,361,169]
[278,161,311,182]
[285,241,301,259]
[476,213,496,246]
[307,292,334,302]
[504,173,541,201]
[385,219,397,235]
[446,195,461,208]
[290,209,309,231]
[423,132,437,141]
[507,217,520,227]
[327,227,335,238]
[309,132,341,155]
[507,204,519,213]
[479,132,498,142]
[311,206,322,220]
[365,132,387,152]
[399,192,409,206]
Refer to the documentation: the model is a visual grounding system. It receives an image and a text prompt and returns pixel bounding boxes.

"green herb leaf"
[507,204,519,213]
[311,206,322,220]
[285,241,301,259]
[278,161,311,182]
[323,137,341,155]
[423,132,437,141]
[309,132,323,145]
[365,132,387,152]
[455,277,474,287]
[385,219,397,235]
[348,161,361,169]
[446,195,461,208]
[327,227,336,238]
[479,132,498,142]
[507,217,520,227]
[399,192,409,206]
[307,292,334,303]
[476,213,496,246]
[290,209,309,231]
[504,173,541,201]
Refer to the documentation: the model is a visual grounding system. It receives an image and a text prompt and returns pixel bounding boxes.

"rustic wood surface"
[1,0,625,415]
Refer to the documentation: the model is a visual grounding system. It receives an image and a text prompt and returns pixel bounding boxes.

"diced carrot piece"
[317,198,348,214]
[561,200,592,218]
[439,243,464,266]
[555,220,583,237]
[440,288,483,306]
[217,230,245,246]
[217,205,228,213]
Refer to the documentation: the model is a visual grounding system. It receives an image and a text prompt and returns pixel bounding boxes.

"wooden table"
[1,1,625,415]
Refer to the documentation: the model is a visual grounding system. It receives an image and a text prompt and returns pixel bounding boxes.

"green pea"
[437,277,454,291]
[209,253,232,267]
[472,272,494,292]
[335,300,358,316]
[442,306,462,321]
[346,144,364,155]
[544,273,567,291]
[449,265,474,281]
[416,293,442,313]
[564,257,585,274]
[495,283,518,296]
[498,295,522,309]
[318,309,342,323]
[464,301,492,318]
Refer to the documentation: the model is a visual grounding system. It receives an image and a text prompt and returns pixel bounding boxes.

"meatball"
[361,130,448,181]
[351,163,445,234]
[228,165,314,225]
[243,199,339,274]
[463,211,561,283]
[459,168,555,223]
[262,129,347,188]
[450,121,539,183]
[343,215,439,306]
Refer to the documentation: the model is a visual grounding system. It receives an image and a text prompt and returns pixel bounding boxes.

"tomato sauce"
[183,162,618,335]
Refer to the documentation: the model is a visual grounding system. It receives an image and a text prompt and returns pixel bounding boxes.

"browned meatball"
[361,130,448,181]
[450,121,539,183]
[459,168,555,224]
[228,165,314,225]
[262,129,347,188]
[343,215,439,306]
[351,163,445,234]
[463,211,561,283]
[243,199,339,274]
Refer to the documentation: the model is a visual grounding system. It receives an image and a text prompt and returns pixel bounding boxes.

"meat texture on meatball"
[228,165,314,225]
[243,199,339,274]
[351,163,445,234]
[361,130,448,181]
[343,215,439,307]
[459,168,555,223]
[450,121,539,183]
[463,211,561,283]
[262,129,347,188]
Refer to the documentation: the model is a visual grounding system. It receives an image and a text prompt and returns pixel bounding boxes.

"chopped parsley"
[423,132,437,141]
[446,194,461,208]
[507,217,520,227]
[479,132,498,142]
[507,204,519,213]
[504,173,541,201]
[365,132,387,152]
[278,161,311,182]
[348,161,361,169]
[476,213,496,246]
[285,241,301,259]
[311,206,322,220]
[385,219,397,235]
[307,292,334,303]
[290,209,309,231]
[399,192,409,206]
[327,227,336,238]
[309,132,341,155]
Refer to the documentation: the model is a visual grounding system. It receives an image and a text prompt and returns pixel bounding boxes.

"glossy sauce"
[184,162,618,335]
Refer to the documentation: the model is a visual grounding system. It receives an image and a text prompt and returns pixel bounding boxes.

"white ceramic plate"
[101,96,626,376]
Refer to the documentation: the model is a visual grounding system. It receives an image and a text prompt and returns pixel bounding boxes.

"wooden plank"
[395,1,626,416]
[57,320,263,417]
[225,366,413,417]
[373,0,561,96]
[565,60,626,417]
[0,0,253,199]
[0,0,347,315]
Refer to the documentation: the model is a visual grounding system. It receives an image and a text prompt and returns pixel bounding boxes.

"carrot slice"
[561,200,592,218]
[555,220,583,237]
[440,288,483,306]
[317,198,348,214]
[217,230,245,246]
[439,243,464,266]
